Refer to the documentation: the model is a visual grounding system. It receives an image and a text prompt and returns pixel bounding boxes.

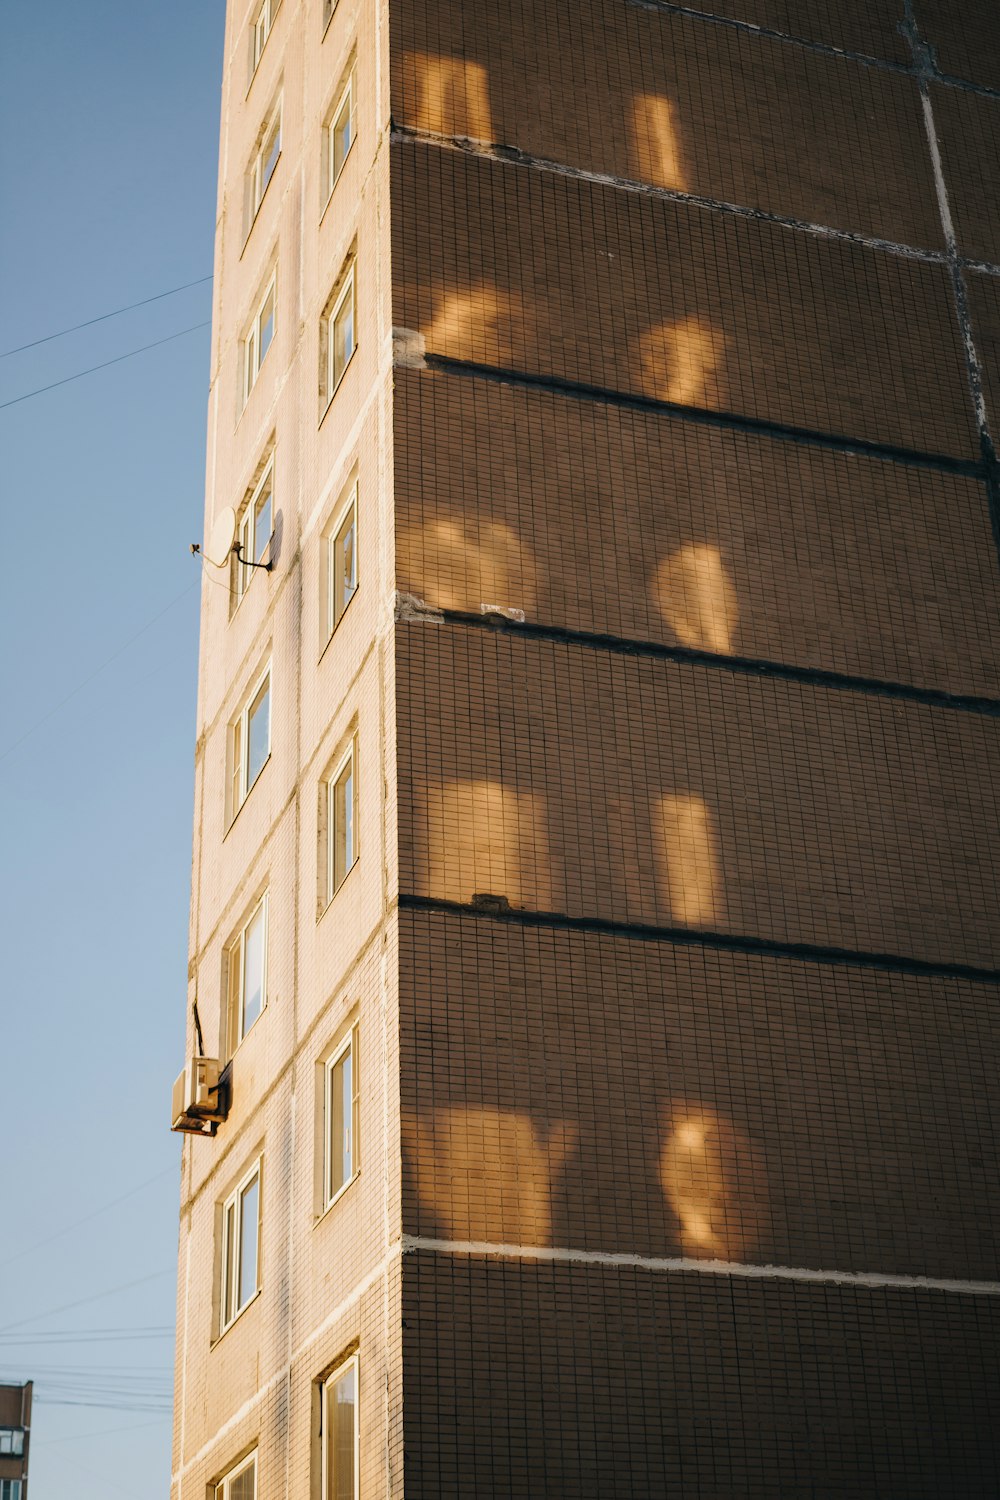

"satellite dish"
[204,506,237,568]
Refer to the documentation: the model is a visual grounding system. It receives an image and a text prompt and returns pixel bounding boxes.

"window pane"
[259,287,275,362]
[329,1044,353,1198]
[263,120,280,193]
[247,677,270,788]
[223,1199,237,1325]
[232,715,244,809]
[333,91,353,181]
[238,1175,259,1309]
[253,483,272,564]
[333,505,357,626]
[242,902,266,1036]
[245,327,257,396]
[333,292,354,384]
[229,1458,256,1500]
[326,1365,356,1500]
[333,756,354,890]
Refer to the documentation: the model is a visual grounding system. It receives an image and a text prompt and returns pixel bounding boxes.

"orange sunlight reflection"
[418,779,552,908]
[398,518,537,615]
[655,793,722,927]
[404,1105,578,1244]
[654,543,738,653]
[406,52,494,140]
[423,286,523,363]
[630,93,688,191]
[638,315,728,408]
[660,1106,767,1259]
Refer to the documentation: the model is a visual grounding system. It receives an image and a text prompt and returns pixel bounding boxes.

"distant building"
[0,1383,31,1500]
[172,0,1000,1495]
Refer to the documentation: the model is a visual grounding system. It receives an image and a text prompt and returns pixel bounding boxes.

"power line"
[0,1268,174,1336]
[0,274,214,358]
[34,1415,170,1446]
[0,1167,176,1270]
[0,578,198,765]
[0,319,211,411]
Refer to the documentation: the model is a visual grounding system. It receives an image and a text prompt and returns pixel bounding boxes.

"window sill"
[224,755,271,839]
[318,854,359,922]
[318,345,357,430]
[318,585,358,665]
[241,162,281,260]
[319,144,355,230]
[214,1287,261,1347]
[316,1169,359,1224]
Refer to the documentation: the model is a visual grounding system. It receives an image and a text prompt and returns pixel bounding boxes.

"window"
[250,0,280,75]
[327,737,358,901]
[216,1451,257,1500]
[325,71,355,202]
[326,482,358,638]
[321,1355,359,1500]
[324,1027,359,1208]
[243,271,276,407]
[323,262,356,409]
[229,664,271,820]
[234,458,274,605]
[246,101,281,232]
[0,1482,23,1500]
[221,1161,261,1333]
[226,893,267,1056]
[0,1431,23,1458]
[322,0,338,31]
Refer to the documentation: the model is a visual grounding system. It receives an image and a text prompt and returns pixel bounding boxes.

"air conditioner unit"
[171,1057,227,1135]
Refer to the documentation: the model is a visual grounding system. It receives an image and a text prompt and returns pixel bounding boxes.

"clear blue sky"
[1,4,224,1495]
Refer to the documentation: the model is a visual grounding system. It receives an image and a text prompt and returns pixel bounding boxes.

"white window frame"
[233,456,274,607]
[323,1025,360,1211]
[246,99,282,235]
[0,1431,24,1458]
[320,1353,360,1500]
[325,480,358,641]
[250,0,280,78]
[229,661,272,823]
[326,736,358,904]
[226,892,268,1057]
[243,270,277,408]
[216,1450,257,1500]
[220,1160,262,1336]
[324,263,356,411]
[0,1481,23,1500]
[325,71,355,205]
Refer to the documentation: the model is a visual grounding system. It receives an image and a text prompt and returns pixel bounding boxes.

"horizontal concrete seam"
[402,1235,1000,1296]
[411,607,1000,719]
[416,353,983,477]
[623,0,1000,101]
[390,124,1000,281]
[397,895,1000,986]
[172,1249,400,1482]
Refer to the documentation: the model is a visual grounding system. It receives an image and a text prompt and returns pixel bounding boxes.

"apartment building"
[172,0,1000,1494]
[0,1383,31,1500]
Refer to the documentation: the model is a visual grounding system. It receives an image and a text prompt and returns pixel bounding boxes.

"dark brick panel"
[392,142,979,459]
[681,0,910,64]
[393,0,939,247]
[396,625,1000,968]
[402,1252,1000,1498]
[394,367,1000,697]
[967,271,1000,441]
[399,909,1000,1280]
[915,0,1000,91]
[932,85,1000,266]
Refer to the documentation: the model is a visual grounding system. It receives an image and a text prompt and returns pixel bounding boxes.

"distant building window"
[324,1027,359,1208]
[326,482,358,639]
[321,1354,359,1500]
[325,71,355,202]
[250,0,280,75]
[229,663,271,821]
[221,1161,261,1333]
[226,893,267,1056]
[234,457,274,606]
[327,737,358,901]
[216,1450,257,1500]
[243,271,276,407]
[0,1482,23,1500]
[246,100,281,233]
[0,1431,24,1457]
[323,261,356,411]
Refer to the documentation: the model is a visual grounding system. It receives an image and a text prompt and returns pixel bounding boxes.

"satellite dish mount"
[190,506,272,573]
